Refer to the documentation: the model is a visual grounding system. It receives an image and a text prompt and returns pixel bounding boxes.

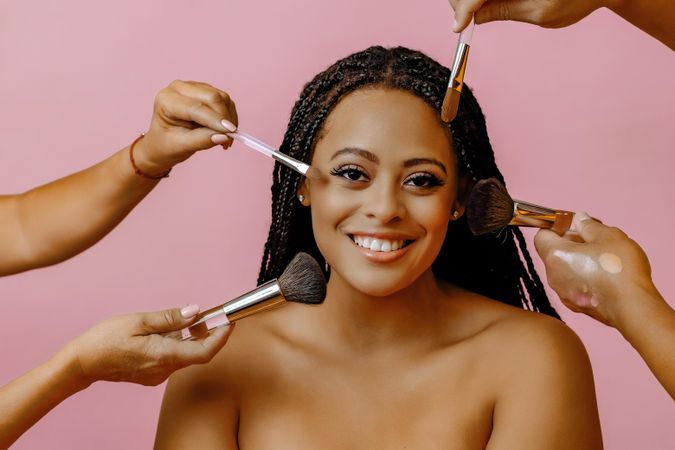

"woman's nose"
[362,180,406,224]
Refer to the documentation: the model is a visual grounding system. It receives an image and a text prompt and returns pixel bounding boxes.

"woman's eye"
[329,165,369,182]
[404,173,444,188]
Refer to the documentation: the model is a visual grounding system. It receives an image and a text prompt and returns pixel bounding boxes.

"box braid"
[257,46,559,318]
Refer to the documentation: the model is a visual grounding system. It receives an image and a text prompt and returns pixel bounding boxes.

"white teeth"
[351,235,406,253]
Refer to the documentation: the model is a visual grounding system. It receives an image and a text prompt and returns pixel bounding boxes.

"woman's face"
[300,88,464,297]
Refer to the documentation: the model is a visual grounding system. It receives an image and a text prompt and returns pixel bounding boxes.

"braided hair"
[257,46,558,318]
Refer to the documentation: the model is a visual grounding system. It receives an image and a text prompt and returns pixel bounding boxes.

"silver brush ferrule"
[272,152,312,177]
[181,279,285,340]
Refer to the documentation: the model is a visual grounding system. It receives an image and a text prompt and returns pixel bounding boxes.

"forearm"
[614,285,675,400]
[0,346,89,448]
[606,0,675,50]
[0,145,159,276]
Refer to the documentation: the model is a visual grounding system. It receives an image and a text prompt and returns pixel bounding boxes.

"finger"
[159,91,232,134]
[181,127,235,151]
[170,81,237,126]
[453,0,486,32]
[560,230,587,244]
[204,84,239,128]
[533,228,569,259]
[137,305,201,334]
[474,0,539,25]
[572,211,612,243]
[170,324,235,365]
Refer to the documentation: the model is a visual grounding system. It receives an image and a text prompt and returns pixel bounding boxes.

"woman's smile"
[298,88,461,296]
[347,232,416,263]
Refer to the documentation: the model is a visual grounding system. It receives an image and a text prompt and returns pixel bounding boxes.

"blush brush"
[181,252,327,340]
[466,178,575,236]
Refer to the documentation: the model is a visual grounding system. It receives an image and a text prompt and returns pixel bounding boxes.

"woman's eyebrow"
[330,147,379,163]
[403,158,447,174]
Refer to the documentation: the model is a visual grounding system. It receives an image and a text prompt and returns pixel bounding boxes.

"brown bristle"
[278,252,327,304]
[466,178,515,235]
[441,88,460,123]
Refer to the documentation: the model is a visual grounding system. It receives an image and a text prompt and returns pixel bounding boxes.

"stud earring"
[298,194,305,203]
[452,210,460,219]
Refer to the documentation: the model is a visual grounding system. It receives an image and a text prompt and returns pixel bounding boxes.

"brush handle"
[459,17,474,45]
[510,199,574,236]
[180,280,285,341]
[228,130,313,177]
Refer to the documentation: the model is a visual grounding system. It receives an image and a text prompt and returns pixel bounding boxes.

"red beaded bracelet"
[129,134,171,180]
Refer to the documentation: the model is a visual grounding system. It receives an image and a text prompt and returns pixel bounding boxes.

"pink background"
[1,0,673,448]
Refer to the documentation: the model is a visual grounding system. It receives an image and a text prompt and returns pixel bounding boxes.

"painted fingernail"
[221,119,237,132]
[180,304,199,318]
[211,134,230,145]
[452,19,460,32]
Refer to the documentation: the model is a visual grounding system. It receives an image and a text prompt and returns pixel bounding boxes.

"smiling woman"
[155,47,603,449]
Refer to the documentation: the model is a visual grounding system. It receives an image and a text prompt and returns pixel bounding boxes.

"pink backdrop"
[1,0,673,448]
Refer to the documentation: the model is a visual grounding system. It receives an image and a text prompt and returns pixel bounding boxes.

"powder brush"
[465,178,575,236]
[181,252,326,340]
[441,17,474,123]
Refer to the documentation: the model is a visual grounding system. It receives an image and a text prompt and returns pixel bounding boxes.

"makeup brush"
[228,130,321,180]
[181,252,327,340]
[466,178,575,236]
[441,17,475,123]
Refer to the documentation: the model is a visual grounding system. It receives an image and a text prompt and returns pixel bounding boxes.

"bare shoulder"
[450,293,602,449]
[155,316,284,449]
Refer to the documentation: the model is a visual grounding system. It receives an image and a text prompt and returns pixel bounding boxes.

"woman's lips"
[348,234,414,263]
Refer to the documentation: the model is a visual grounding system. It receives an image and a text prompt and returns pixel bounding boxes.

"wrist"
[129,134,172,179]
[611,282,668,336]
[54,342,95,392]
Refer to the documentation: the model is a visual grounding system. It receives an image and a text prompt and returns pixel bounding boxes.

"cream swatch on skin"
[551,250,603,308]
[598,252,623,274]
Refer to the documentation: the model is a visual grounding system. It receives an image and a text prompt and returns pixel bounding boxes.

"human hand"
[534,212,657,327]
[133,80,239,176]
[63,305,233,387]
[448,0,606,33]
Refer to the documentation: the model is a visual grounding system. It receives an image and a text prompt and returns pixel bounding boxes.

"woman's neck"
[316,269,453,354]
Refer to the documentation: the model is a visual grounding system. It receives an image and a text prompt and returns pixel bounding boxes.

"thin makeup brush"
[465,178,575,236]
[181,252,327,341]
[441,17,475,123]
[228,130,321,180]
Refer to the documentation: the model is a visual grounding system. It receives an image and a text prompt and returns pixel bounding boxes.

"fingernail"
[572,211,591,230]
[180,304,199,318]
[211,134,230,145]
[221,119,237,132]
[452,19,459,32]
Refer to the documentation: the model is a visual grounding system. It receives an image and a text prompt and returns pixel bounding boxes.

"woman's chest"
[234,352,495,449]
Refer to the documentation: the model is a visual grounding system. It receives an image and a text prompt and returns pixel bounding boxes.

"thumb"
[138,305,200,334]
[572,212,608,243]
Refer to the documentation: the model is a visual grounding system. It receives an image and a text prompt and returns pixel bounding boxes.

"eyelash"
[329,165,445,189]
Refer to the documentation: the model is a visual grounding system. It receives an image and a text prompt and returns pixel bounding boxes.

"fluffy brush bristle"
[466,178,515,235]
[278,252,327,304]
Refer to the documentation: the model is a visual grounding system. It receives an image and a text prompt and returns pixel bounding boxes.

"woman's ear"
[451,176,471,220]
[296,179,311,206]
